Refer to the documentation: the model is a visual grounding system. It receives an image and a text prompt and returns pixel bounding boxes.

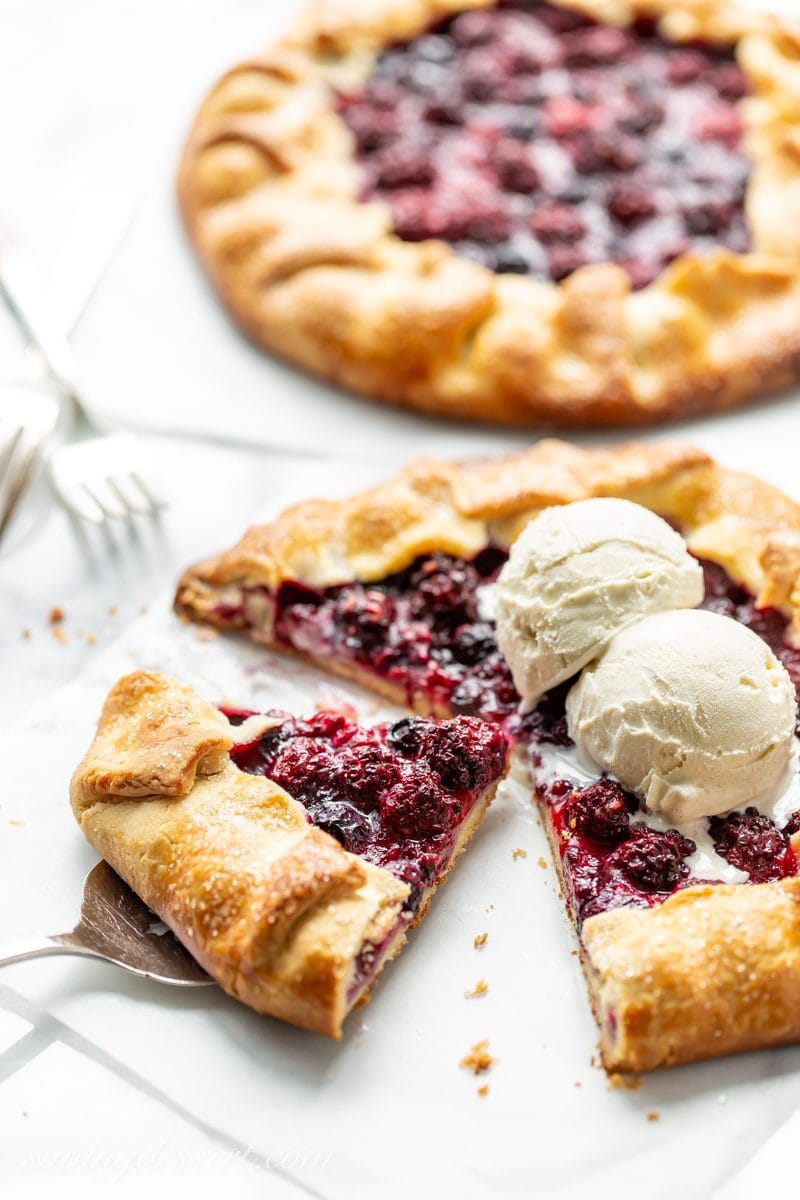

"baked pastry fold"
[70,671,410,1036]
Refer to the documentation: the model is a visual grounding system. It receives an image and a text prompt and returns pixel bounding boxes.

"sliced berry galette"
[179,0,800,425]
[71,671,509,1036]
[174,438,800,1070]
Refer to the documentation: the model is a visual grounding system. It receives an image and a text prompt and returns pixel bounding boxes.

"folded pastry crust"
[70,671,410,1036]
[178,0,800,427]
[175,437,800,1069]
[582,879,800,1072]
[176,437,800,643]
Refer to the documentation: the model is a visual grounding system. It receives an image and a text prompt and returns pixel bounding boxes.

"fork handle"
[0,934,104,968]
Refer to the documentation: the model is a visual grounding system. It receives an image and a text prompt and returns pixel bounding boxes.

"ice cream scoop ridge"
[566,609,797,823]
[495,498,704,708]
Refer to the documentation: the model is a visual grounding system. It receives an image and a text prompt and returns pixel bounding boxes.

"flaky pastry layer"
[178,0,800,426]
[70,671,410,1036]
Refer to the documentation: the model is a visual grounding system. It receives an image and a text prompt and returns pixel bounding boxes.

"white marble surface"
[2,0,800,1195]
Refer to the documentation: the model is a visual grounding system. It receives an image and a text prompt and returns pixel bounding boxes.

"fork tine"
[83,477,130,521]
[130,470,168,511]
[0,430,45,539]
[50,475,105,524]
[0,422,24,479]
[108,473,153,516]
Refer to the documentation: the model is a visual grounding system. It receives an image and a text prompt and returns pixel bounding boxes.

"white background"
[1,1,800,1196]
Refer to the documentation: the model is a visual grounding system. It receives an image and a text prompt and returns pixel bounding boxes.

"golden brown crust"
[581,879,800,1072]
[178,0,800,427]
[175,437,800,642]
[70,672,410,1037]
[175,438,800,1070]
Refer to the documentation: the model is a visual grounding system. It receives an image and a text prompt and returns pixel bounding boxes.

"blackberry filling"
[336,0,751,289]
[227,708,509,915]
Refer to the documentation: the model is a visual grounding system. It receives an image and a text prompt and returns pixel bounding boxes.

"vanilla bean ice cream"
[494,498,704,708]
[566,609,797,823]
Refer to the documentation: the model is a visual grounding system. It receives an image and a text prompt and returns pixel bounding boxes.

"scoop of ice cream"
[494,498,704,708]
[566,609,797,823]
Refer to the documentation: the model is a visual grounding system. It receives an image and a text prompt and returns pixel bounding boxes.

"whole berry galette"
[179,0,800,426]
[171,438,800,1070]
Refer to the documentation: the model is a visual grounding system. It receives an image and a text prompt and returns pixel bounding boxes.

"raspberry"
[344,104,398,153]
[611,826,695,892]
[451,10,496,48]
[428,719,509,792]
[707,63,748,101]
[451,621,498,665]
[409,555,479,624]
[492,139,540,193]
[608,182,657,225]
[696,106,742,145]
[618,99,664,135]
[709,808,793,883]
[333,588,395,651]
[564,779,633,845]
[544,96,594,139]
[563,26,633,67]
[529,202,585,243]
[666,50,707,85]
[374,145,436,189]
[683,198,736,236]
[380,776,452,837]
[547,243,587,281]
[574,131,641,174]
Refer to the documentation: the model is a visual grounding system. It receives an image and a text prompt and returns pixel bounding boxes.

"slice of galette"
[178,0,800,426]
[70,670,509,1036]
[176,438,800,1070]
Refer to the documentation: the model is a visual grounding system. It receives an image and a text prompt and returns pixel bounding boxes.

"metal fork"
[0,860,213,988]
[0,214,167,525]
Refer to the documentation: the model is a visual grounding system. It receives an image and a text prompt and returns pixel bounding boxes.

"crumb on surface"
[537,856,548,869]
[52,626,67,645]
[21,628,31,640]
[512,848,528,860]
[574,1081,582,1088]
[473,932,488,949]
[195,626,220,642]
[460,1039,495,1075]
[48,606,64,624]
[465,979,488,999]
[86,633,97,645]
[9,819,25,827]
[107,605,118,617]
[485,904,494,912]
[647,1111,660,1122]
[608,1072,642,1091]
[477,1085,489,1098]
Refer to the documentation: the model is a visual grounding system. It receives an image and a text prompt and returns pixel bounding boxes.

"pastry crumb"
[48,606,64,624]
[537,856,548,869]
[646,1111,660,1122]
[460,1039,495,1075]
[477,1085,489,1098]
[86,633,97,645]
[465,979,488,999]
[107,605,118,617]
[485,904,494,912]
[608,1072,642,1091]
[21,627,31,640]
[473,932,488,949]
[512,848,527,860]
[195,626,220,642]
[573,1081,582,1088]
[9,819,25,827]
[52,626,67,645]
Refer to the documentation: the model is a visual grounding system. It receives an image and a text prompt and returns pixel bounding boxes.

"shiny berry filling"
[336,0,751,289]
[273,548,517,721]
[227,708,509,915]
[217,550,800,924]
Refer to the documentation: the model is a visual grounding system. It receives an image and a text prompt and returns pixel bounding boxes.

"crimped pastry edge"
[178,0,800,427]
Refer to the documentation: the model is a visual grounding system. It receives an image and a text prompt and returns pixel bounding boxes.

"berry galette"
[71,671,509,1036]
[173,438,800,1070]
[179,0,800,426]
